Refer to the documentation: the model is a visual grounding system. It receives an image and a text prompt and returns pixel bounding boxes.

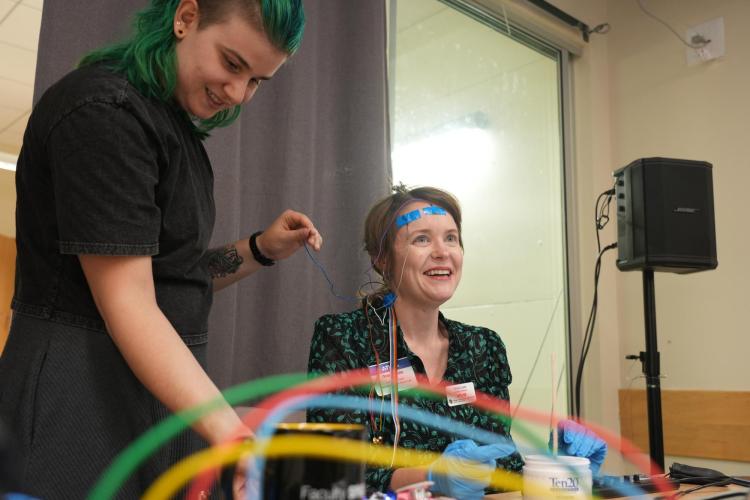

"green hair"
[79,0,305,138]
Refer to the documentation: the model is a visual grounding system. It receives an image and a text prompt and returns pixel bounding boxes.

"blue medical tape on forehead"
[395,209,421,228]
[394,205,447,228]
[422,205,447,216]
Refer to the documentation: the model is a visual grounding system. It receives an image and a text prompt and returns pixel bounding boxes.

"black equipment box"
[614,157,717,273]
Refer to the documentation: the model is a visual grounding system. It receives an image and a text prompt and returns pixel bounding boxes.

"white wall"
[552,0,750,475]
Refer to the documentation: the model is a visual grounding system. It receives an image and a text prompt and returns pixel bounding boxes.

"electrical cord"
[574,185,618,418]
[698,492,750,500]
[636,0,711,49]
[574,241,617,418]
[595,185,616,253]
[668,478,734,499]
[663,462,750,500]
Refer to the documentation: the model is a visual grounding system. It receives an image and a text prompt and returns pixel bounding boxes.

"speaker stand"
[640,269,665,473]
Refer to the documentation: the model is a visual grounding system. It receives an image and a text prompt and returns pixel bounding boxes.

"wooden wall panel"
[619,389,750,462]
[0,235,15,354]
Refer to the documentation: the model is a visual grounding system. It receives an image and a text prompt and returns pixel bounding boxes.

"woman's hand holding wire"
[257,209,323,260]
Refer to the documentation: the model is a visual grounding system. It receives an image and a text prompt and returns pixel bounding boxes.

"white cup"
[522,455,592,500]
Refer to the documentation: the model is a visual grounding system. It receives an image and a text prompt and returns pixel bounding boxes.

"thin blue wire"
[304,197,419,302]
[303,243,359,303]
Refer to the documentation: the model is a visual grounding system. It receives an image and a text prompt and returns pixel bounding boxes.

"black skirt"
[0,312,210,499]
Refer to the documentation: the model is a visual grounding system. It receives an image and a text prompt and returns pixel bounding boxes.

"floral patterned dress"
[307,301,525,494]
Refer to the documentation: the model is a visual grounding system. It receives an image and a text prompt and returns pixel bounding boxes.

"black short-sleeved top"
[307,303,525,494]
[12,64,215,343]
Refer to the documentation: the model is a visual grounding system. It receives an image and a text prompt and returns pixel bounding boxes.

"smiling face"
[172,0,288,119]
[386,201,464,310]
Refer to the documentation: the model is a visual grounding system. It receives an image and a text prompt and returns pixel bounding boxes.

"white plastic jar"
[522,454,593,500]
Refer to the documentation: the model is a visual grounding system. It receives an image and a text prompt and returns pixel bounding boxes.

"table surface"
[484,481,747,499]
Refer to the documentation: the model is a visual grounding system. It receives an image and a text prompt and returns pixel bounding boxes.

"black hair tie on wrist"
[249,231,275,266]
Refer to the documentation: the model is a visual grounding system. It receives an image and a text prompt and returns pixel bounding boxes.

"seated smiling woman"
[307,186,606,499]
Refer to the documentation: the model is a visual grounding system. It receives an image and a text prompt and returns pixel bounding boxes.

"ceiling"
[0,0,42,158]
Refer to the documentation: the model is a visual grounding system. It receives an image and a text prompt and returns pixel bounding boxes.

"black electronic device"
[262,423,366,500]
[614,157,717,273]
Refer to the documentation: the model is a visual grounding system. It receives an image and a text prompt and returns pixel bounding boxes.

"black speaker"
[614,157,717,273]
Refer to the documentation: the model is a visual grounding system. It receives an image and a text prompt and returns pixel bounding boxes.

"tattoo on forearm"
[206,245,243,278]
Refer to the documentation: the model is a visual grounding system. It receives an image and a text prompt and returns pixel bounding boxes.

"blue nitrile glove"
[427,439,517,500]
[551,420,607,475]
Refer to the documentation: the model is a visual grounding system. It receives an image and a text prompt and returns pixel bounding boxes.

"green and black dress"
[307,301,525,494]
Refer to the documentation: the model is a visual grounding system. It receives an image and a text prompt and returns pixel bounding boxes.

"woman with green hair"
[0,0,313,497]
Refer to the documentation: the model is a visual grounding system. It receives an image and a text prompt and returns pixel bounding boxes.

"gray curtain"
[35,1,390,389]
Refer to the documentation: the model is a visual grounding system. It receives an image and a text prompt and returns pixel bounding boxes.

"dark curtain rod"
[525,0,591,42]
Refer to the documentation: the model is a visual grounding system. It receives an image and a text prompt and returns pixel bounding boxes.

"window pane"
[391,0,569,448]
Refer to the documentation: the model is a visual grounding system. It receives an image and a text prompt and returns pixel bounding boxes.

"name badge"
[446,382,476,407]
[368,357,418,396]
